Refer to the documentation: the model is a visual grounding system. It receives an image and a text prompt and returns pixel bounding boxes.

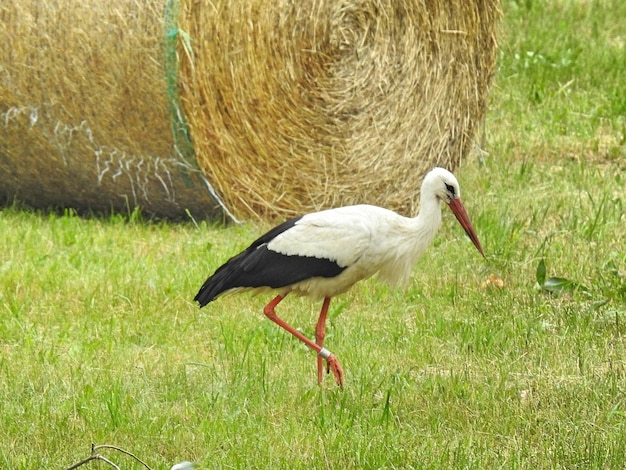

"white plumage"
[195,167,484,387]
[268,204,432,297]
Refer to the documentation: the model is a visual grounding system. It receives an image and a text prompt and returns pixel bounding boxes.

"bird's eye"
[445,183,456,196]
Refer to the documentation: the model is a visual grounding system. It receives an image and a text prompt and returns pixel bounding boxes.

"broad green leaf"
[543,276,578,294]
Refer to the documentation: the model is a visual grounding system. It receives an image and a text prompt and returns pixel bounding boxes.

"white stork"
[195,167,484,387]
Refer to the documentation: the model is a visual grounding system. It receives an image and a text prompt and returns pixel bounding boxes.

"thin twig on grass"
[66,443,153,470]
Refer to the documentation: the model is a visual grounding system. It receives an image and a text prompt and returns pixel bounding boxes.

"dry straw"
[0,0,226,220]
[177,0,500,220]
[0,0,499,222]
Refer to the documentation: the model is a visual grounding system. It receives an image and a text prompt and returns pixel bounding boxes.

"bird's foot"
[318,347,344,387]
[326,354,344,388]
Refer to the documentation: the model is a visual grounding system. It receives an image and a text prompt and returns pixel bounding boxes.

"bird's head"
[422,167,462,205]
[422,167,485,257]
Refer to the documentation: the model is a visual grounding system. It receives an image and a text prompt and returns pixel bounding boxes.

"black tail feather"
[194,217,303,307]
[194,251,250,307]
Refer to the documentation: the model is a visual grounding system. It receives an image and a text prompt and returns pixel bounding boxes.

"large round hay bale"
[0,0,230,221]
[0,1,499,222]
[177,0,500,219]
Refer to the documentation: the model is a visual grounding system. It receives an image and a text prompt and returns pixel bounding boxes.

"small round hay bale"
[0,0,229,220]
[177,0,500,219]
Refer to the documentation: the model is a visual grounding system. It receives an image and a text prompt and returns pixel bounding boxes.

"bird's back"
[194,215,347,306]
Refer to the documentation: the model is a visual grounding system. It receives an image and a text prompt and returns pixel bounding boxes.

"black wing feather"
[194,216,345,307]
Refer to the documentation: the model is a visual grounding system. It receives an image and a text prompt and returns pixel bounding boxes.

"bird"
[194,167,484,387]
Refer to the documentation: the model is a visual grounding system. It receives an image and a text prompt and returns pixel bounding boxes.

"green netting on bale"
[164,0,239,221]
[164,0,195,170]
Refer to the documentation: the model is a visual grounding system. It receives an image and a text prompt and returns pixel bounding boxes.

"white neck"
[412,192,443,245]
[376,195,443,288]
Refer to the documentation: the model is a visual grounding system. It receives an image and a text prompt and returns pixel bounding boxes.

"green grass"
[1,1,626,468]
[489,0,625,163]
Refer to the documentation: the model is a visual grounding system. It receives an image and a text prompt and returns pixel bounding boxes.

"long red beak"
[447,198,485,257]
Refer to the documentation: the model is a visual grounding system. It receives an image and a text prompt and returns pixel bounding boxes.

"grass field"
[1,1,625,468]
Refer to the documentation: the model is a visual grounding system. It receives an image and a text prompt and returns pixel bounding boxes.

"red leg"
[315,297,331,384]
[263,295,343,387]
